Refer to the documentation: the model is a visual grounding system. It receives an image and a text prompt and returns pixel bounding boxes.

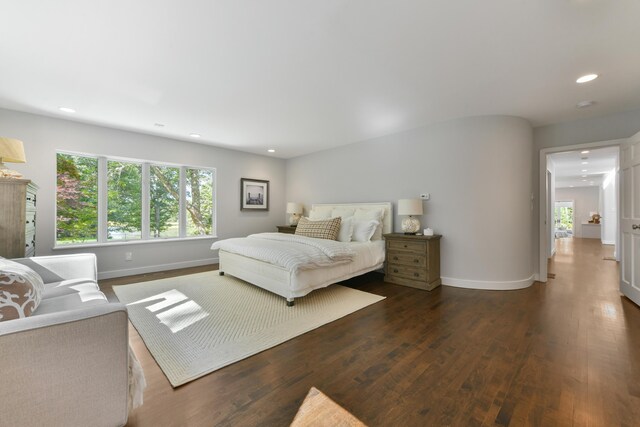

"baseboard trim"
[441,274,536,290]
[98,257,219,280]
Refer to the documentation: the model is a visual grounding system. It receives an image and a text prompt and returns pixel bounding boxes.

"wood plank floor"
[99,238,640,426]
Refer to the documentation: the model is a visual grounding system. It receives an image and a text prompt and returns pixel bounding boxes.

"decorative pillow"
[295,217,342,240]
[309,207,332,220]
[0,259,45,321]
[352,219,380,242]
[337,217,355,242]
[354,208,385,240]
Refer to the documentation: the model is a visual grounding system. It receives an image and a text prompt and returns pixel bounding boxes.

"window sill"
[53,235,219,250]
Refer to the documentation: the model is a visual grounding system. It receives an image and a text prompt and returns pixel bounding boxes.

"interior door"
[620,131,640,306]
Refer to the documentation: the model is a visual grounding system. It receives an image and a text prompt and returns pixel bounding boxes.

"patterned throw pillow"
[0,259,44,321]
[295,217,342,240]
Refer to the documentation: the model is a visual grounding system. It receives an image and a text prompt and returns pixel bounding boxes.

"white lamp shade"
[286,202,303,214]
[0,138,26,163]
[397,199,423,216]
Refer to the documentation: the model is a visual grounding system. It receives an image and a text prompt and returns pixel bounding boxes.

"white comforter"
[210,233,355,273]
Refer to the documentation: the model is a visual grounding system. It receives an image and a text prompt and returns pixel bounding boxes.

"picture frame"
[241,178,269,211]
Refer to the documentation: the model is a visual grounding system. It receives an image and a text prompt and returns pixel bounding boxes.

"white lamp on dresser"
[286,202,303,226]
[398,198,423,235]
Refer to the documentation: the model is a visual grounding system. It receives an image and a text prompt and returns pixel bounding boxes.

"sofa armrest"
[0,303,129,427]
[12,253,98,283]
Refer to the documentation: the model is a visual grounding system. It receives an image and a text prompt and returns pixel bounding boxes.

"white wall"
[0,108,286,278]
[601,169,617,245]
[287,115,535,290]
[555,187,599,238]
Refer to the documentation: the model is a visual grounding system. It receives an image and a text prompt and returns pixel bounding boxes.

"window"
[56,152,215,246]
[149,165,180,238]
[56,153,99,244]
[108,160,142,240]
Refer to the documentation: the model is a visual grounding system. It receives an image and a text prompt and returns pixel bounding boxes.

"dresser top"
[384,233,442,240]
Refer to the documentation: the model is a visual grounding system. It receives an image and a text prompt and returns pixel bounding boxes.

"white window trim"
[55,151,216,248]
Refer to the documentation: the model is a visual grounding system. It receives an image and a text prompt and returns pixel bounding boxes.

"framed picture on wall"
[241,178,269,211]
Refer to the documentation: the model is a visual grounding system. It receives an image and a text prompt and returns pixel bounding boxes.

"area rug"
[113,271,385,387]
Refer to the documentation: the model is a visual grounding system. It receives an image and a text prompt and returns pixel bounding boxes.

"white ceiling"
[1,1,640,158]
[551,146,618,188]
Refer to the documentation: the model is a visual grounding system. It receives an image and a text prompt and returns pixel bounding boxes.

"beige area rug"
[113,271,385,387]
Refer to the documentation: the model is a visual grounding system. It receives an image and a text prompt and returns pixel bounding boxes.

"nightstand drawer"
[387,251,426,267]
[387,265,426,281]
[388,240,426,252]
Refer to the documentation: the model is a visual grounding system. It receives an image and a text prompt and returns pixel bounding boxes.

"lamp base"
[401,216,421,234]
[0,163,23,179]
[289,213,301,226]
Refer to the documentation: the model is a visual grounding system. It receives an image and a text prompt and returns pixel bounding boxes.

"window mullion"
[141,163,150,240]
[97,157,108,243]
[179,166,187,238]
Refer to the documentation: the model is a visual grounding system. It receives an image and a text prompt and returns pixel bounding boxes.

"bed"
[211,202,392,306]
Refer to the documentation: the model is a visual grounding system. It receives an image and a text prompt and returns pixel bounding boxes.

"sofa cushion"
[0,259,44,321]
[43,279,100,299]
[33,291,108,316]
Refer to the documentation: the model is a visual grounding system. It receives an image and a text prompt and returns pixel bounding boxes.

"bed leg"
[286,298,295,307]
[219,271,224,276]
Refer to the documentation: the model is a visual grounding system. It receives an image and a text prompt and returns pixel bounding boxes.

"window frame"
[54,151,217,249]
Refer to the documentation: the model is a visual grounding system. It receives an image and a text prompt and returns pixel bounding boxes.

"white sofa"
[0,254,132,427]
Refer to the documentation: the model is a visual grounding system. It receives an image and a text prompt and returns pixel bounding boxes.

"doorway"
[539,140,623,282]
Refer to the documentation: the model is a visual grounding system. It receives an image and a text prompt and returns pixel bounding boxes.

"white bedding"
[211,233,356,273]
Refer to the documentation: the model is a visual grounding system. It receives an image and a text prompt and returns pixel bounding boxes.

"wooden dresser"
[0,178,38,258]
[384,233,442,291]
[277,225,297,234]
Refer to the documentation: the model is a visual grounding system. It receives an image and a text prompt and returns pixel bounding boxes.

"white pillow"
[309,208,332,220]
[352,219,380,242]
[332,208,355,219]
[354,208,385,240]
[337,217,354,242]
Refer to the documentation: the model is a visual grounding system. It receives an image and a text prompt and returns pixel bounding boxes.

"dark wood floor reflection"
[100,238,640,426]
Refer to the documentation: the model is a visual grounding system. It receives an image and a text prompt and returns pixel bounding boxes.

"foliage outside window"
[56,154,99,245]
[56,152,215,246]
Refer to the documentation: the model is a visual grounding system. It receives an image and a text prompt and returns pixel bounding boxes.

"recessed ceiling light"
[576,74,598,83]
[154,123,165,127]
[581,150,590,154]
[582,179,587,182]
[576,100,596,109]
[582,175,587,178]
[581,161,588,165]
[189,133,201,138]
[267,149,275,153]
[59,107,76,113]
[570,185,575,188]
[581,169,588,172]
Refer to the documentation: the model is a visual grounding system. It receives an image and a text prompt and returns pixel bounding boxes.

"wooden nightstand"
[384,233,442,291]
[277,225,297,234]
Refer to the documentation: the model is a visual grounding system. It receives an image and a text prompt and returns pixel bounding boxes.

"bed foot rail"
[286,298,295,307]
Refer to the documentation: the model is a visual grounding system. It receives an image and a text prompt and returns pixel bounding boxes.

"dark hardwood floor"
[99,238,640,426]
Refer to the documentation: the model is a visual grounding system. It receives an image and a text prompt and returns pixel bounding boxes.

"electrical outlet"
[420,193,430,200]
[125,252,133,261]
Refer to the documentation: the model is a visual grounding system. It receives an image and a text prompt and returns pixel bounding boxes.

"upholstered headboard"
[310,202,393,235]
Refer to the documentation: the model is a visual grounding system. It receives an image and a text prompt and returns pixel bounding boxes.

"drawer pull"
[393,256,398,261]
[393,269,399,273]
[414,259,419,263]
[414,273,420,277]
[403,244,408,248]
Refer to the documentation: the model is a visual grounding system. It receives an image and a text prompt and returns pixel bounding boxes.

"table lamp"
[287,202,303,226]
[398,199,423,234]
[0,138,26,179]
